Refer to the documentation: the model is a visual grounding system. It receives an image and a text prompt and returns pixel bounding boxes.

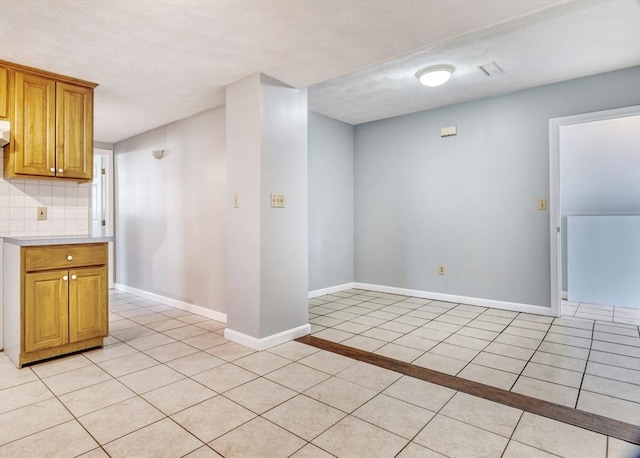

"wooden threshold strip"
[296,335,640,445]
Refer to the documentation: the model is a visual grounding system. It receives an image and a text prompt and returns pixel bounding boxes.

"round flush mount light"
[416,65,455,87]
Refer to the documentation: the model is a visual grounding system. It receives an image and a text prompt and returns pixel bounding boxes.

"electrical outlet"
[438,265,446,275]
[538,199,547,210]
[233,194,240,208]
[37,207,47,221]
[270,193,285,208]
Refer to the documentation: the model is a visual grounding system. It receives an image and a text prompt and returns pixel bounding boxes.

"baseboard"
[309,282,355,299]
[353,282,557,316]
[224,324,311,351]
[114,284,227,323]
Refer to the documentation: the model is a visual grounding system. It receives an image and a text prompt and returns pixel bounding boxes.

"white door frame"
[548,104,640,316]
[93,147,115,288]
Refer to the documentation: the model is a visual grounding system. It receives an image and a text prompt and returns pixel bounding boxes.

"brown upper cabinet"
[1,60,98,182]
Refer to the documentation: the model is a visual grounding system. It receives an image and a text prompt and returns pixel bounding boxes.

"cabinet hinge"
[101,220,106,227]
[101,168,106,175]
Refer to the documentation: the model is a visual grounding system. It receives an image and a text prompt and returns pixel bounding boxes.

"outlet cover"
[538,199,547,210]
[438,265,446,275]
[270,193,285,208]
[37,207,47,220]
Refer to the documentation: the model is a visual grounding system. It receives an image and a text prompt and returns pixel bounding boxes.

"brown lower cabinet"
[3,242,108,368]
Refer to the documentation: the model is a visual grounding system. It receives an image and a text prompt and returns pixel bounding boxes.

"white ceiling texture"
[0,0,638,144]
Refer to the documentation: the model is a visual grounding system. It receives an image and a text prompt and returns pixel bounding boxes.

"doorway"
[92,148,115,288]
[549,105,640,316]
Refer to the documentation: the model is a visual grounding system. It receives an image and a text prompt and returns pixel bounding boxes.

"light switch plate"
[233,194,240,208]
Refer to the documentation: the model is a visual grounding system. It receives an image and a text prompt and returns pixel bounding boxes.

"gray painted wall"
[114,106,227,313]
[354,66,640,308]
[308,112,355,291]
[560,115,640,292]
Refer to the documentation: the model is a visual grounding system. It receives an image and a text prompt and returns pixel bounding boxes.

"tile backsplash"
[0,149,91,237]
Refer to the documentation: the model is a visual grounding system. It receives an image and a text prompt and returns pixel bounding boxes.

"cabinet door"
[24,271,69,353]
[56,82,93,180]
[0,66,8,120]
[14,72,56,176]
[68,267,108,342]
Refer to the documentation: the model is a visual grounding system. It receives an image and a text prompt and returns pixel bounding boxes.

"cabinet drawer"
[24,243,107,272]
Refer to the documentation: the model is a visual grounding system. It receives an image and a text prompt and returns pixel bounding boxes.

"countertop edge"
[2,236,114,246]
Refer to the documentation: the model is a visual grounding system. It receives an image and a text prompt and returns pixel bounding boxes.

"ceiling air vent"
[478,62,504,77]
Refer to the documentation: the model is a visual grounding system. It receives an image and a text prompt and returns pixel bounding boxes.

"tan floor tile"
[172,396,255,442]
[589,350,640,371]
[117,364,186,394]
[84,342,138,363]
[585,361,640,385]
[468,319,508,333]
[290,443,335,458]
[305,377,377,413]
[0,364,38,390]
[495,333,541,350]
[522,362,583,388]
[511,376,578,407]
[430,342,479,361]
[413,352,467,375]
[0,379,53,414]
[104,417,203,458]
[0,398,73,446]
[59,379,136,417]
[456,325,499,341]
[164,351,227,377]
[78,397,164,444]
[377,320,417,334]
[266,341,320,361]
[205,341,255,361]
[142,378,215,415]
[353,394,434,439]
[232,351,290,376]
[374,343,424,362]
[458,363,518,390]
[265,361,330,392]
[472,351,527,374]
[29,353,92,379]
[383,376,455,411]
[312,415,407,458]
[553,317,594,330]
[299,350,357,375]
[502,441,559,457]
[143,341,200,362]
[512,412,607,458]
[194,320,225,332]
[413,414,508,458]
[162,324,210,340]
[110,325,157,341]
[591,340,640,358]
[594,323,639,337]
[0,419,98,458]
[184,446,224,458]
[210,417,306,458]
[332,320,371,334]
[42,364,112,396]
[396,442,447,457]
[336,361,402,391]
[530,351,586,372]
[444,333,491,351]
[130,313,169,325]
[510,318,551,332]
[394,334,440,351]
[582,374,640,403]
[537,341,590,360]
[191,362,258,393]
[182,332,228,350]
[544,332,592,349]
[484,341,535,360]
[177,314,211,324]
[263,394,345,441]
[145,318,190,332]
[440,392,522,437]
[504,325,547,340]
[548,324,592,338]
[126,332,176,351]
[77,448,111,458]
[351,315,386,326]
[608,437,640,458]
[224,377,296,414]
[577,390,640,426]
[340,335,386,352]
[361,327,403,342]
[98,352,159,378]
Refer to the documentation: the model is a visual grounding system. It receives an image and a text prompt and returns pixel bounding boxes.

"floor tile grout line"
[296,335,640,446]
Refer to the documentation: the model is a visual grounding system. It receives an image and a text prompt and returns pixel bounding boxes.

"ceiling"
[0,0,638,144]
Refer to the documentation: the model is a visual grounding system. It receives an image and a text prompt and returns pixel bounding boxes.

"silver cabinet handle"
[50,168,55,173]
[63,275,68,281]
[71,275,77,280]
[67,255,73,261]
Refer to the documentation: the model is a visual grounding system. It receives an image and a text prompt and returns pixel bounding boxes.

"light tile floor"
[309,290,640,427]
[0,289,637,457]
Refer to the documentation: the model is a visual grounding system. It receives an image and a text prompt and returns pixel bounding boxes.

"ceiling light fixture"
[416,65,455,87]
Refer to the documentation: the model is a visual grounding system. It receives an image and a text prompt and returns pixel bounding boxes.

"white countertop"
[2,235,114,246]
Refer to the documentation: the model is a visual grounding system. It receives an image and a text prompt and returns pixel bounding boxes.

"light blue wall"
[567,215,640,308]
[308,112,354,291]
[353,66,640,308]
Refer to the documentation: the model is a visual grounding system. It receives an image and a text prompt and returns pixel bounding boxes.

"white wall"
[353,66,640,308]
[308,112,354,291]
[114,106,227,313]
